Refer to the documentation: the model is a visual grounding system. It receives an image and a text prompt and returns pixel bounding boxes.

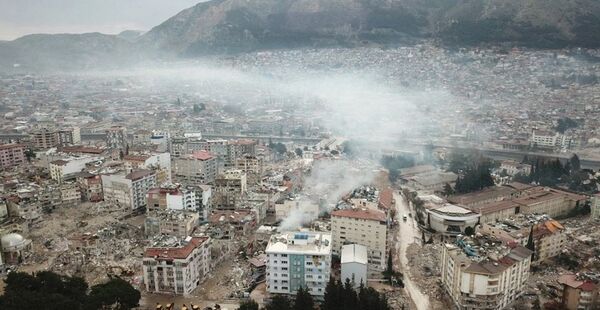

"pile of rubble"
[405,243,452,308]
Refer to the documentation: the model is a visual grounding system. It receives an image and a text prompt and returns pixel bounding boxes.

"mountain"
[140,0,600,55]
[0,33,142,72]
[1,0,600,71]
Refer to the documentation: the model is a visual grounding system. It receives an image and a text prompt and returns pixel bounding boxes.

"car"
[402,214,407,221]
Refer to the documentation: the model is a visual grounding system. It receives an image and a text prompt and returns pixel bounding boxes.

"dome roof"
[1,233,25,249]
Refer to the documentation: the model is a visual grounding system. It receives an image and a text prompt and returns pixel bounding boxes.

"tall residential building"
[146,186,197,213]
[105,126,128,150]
[57,127,81,145]
[331,208,387,271]
[441,237,533,310]
[49,156,101,183]
[101,169,157,210]
[213,169,247,209]
[530,129,572,149]
[145,210,199,238]
[30,128,59,149]
[173,151,218,186]
[558,274,599,310]
[266,232,332,297]
[123,153,172,184]
[142,236,211,295]
[0,144,26,168]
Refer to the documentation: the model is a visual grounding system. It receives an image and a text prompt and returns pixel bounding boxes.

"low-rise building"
[147,186,197,213]
[49,156,101,183]
[499,160,532,176]
[142,236,211,295]
[341,244,368,288]
[266,232,332,297]
[426,204,480,236]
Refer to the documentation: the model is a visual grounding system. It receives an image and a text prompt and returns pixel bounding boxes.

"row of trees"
[240,278,391,310]
[0,272,140,310]
[381,155,416,182]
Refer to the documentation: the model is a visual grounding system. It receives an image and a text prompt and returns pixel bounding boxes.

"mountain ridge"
[2,0,600,71]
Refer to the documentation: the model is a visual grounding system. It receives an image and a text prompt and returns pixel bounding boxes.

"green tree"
[87,277,141,310]
[342,278,358,310]
[570,154,581,173]
[384,249,394,282]
[238,299,259,310]
[295,148,303,157]
[24,149,36,162]
[323,278,342,310]
[294,286,314,310]
[265,294,291,310]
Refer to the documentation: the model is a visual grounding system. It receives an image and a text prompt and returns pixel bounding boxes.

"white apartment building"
[146,186,198,213]
[143,236,211,295]
[266,232,332,297]
[49,156,101,183]
[105,126,128,150]
[101,169,157,210]
[530,130,571,149]
[441,239,532,310]
[124,153,172,184]
[331,208,387,271]
[173,151,218,186]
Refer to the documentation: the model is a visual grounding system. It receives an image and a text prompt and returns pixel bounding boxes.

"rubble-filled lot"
[406,243,453,309]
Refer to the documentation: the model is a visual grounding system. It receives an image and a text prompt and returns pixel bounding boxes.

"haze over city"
[0,1,599,310]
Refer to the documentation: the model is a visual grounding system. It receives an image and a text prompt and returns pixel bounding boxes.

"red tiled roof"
[144,237,209,259]
[332,208,386,222]
[191,150,214,161]
[378,188,394,210]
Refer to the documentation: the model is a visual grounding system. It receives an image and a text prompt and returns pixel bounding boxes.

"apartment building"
[530,129,571,149]
[105,126,128,150]
[331,208,387,271]
[441,237,533,310]
[30,128,59,149]
[49,156,101,183]
[173,151,218,186]
[146,186,197,213]
[142,236,211,295]
[558,274,599,310]
[101,169,157,210]
[0,144,26,168]
[76,172,103,202]
[213,169,247,209]
[145,210,199,238]
[123,153,171,184]
[513,187,586,218]
[265,232,332,297]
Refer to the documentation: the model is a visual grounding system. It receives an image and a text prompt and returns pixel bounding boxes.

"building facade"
[265,232,332,297]
[331,208,387,271]
[0,144,26,168]
[142,236,211,295]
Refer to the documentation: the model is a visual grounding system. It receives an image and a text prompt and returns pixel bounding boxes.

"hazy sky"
[0,0,204,40]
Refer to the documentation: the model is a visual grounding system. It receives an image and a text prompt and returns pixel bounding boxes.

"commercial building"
[341,244,368,288]
[331,208,387,271]
[101,169,157,210]
[142,236,211,295]
[425,204,480,236]
[441,236,533,310]
[512,187,586,218]
[558,274,599,310]
[0,144,26,168]
[173,151,218,186]
[265,232,332,297]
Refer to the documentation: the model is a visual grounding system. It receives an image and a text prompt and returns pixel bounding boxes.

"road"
[393,191,430,310]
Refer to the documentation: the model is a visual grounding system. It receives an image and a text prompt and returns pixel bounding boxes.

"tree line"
[0,271,141,310]
[238,278,391,310]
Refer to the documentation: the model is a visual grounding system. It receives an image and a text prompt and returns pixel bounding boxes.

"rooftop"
[341,244,368,265]
[331,208,386,222]
[191,150,214,161]
[266,231,332,256]
[144,236,209,260]
[125,169,154,181]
